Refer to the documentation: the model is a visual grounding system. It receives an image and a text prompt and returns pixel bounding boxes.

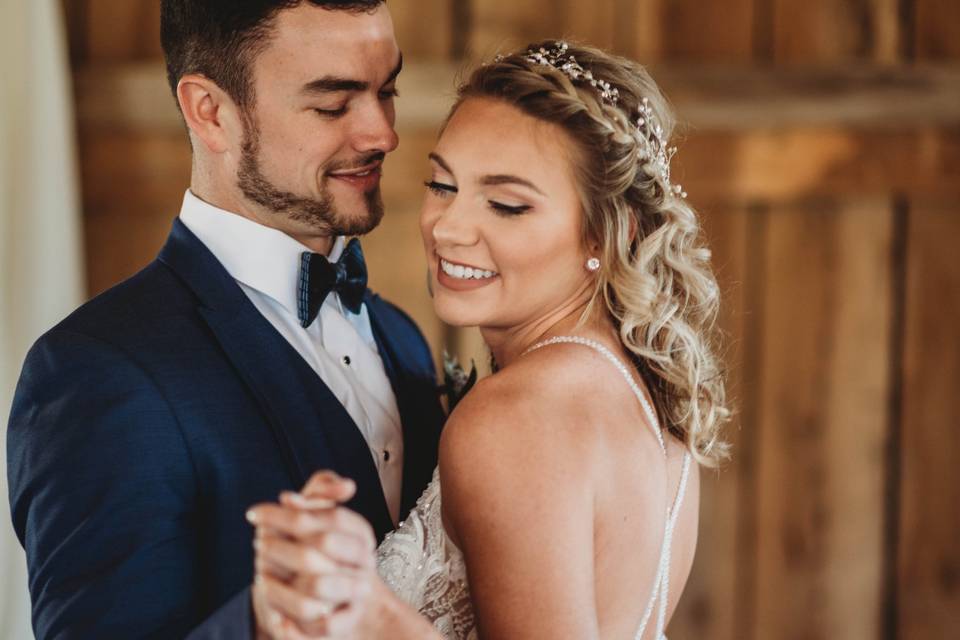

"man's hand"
[246,472,379,639]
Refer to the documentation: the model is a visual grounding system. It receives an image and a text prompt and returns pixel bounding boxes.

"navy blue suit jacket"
[6,219,445,639]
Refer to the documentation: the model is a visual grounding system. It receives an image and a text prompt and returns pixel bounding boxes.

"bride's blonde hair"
[451,41,730,466]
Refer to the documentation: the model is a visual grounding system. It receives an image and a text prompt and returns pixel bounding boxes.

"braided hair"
[448,40,731,467]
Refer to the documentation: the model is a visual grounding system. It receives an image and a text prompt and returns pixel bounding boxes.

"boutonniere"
[441,351,478,413]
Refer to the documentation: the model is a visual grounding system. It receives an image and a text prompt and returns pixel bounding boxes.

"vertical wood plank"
[897,201,960,639]
[468,0,561,59]
[85,0,162,61]
[751,199,891,639]
[668,205,752,640]
[558,0,617,51]
[772,0,903,63]
[468,0,630,60]
[914,0,960,60]
[660,0,757,62]
[390,0,454,59]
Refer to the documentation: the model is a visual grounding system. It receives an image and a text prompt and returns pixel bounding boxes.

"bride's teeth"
[440,259,497,279]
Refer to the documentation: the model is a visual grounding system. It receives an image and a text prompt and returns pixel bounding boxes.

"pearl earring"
[586,257,601,272]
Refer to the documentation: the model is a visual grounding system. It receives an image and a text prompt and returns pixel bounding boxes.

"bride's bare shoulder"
[438,341,645,473]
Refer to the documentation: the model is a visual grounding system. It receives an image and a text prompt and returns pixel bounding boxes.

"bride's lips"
[328,162,383,191]
[435,256,499,292]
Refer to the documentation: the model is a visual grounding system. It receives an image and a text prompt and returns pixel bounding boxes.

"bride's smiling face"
[420,97,593,329]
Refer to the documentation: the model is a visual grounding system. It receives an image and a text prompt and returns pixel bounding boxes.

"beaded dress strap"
[523,335,665,453]
[524,335,693,639]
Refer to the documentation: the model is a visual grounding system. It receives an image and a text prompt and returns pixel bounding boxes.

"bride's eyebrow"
[479,174,544,196]
[428,153,543,195]
[428,152,455,177]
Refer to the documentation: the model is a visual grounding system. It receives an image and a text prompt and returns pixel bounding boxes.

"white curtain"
[0,1,85,638]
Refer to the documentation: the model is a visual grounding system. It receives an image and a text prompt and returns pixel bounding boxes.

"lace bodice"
[376,336,691,640]
[376,467,477,639]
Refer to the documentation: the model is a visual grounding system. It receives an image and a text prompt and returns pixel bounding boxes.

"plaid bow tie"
[297,238,368,327]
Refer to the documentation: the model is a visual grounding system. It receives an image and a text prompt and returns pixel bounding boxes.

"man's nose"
[352,101,399,154]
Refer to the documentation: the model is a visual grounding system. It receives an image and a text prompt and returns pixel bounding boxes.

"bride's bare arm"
[439,371,602,639]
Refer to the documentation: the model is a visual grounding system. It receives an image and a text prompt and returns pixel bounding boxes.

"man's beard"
[236,114,385,237]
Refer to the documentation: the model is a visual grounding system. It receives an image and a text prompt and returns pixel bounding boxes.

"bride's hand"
[247,472,378,638]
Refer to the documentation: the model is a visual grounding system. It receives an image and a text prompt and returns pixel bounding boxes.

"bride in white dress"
[249,40,730,640]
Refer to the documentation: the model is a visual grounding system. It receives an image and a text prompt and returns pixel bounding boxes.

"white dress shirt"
[179,190,404,524]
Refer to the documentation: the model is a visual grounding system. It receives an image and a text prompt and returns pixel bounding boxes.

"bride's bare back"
[435,338,699,639]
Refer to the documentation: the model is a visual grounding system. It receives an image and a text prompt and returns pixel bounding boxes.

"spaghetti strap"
[523,336,692,640]
[524,335,665,453]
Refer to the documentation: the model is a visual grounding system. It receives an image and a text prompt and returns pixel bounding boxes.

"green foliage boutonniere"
[441,351,478,414]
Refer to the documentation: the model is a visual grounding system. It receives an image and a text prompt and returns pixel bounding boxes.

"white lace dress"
[376,337,693,640]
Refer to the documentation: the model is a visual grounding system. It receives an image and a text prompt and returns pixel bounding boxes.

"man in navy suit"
[6,1,444,637]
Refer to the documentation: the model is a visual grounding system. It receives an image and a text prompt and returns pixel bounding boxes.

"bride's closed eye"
[424,180,456,197]
[424,180,532,216]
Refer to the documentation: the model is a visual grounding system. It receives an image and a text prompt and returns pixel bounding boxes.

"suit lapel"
[366,293,445,520]
[158,220,393,538]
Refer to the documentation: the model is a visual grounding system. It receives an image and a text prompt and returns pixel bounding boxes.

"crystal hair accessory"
[516,41,687,200]
[522,41,620,105]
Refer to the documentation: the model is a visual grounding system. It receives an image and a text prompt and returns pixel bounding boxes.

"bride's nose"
[431,201,480,248]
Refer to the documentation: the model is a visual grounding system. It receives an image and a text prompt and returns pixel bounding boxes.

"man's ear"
[176,74,242,154]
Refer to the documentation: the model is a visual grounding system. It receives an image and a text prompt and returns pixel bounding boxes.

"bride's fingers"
[301,472,356,502]
[293,568,373,606]
[256,572,337,627]
[256,533,339,576]
[280,491,336,510]
[255,551,295,584]
[254,527,297,582]
[320,602,365,637]
[249,505,376,555]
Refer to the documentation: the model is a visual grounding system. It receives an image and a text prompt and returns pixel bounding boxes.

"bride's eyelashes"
[488,201,532,216]
[424,180,456,197]
[423,180,532,216]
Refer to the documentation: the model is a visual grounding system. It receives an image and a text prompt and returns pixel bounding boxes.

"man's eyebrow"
[300,53,404,95]
[383,53,403,86]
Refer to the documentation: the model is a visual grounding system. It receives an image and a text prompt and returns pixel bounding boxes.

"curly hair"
[451,40,731,467]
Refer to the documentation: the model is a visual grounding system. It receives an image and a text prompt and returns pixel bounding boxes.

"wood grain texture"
[85,0,162,61]
[467,0,560,59]
[678,127,960,202]
[659,0,757,62]
[914,0,960,60]
[771,0,902,63]
[897,201,960,639]
[390,0,454,59]
[667,206,753,640]
[750,199,893,639]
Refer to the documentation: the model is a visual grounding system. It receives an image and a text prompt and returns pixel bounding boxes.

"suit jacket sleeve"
[6,328,254,639]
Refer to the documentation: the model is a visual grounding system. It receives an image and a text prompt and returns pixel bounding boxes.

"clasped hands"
[246,472,382,639]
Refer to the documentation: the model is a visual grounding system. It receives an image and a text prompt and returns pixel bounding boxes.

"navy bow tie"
[297,238,368,327]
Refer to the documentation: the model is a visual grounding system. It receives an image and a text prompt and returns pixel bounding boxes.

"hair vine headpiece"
[507,41,687,200]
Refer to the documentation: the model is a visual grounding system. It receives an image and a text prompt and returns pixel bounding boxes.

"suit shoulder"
[48,259,194,344]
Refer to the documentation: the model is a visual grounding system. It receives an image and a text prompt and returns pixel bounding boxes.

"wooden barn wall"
[58,1,960,638]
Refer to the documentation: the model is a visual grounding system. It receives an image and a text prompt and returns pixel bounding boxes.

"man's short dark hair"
[161,0,385,112]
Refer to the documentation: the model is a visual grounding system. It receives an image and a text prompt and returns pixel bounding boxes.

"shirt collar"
[178,189,345,315]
